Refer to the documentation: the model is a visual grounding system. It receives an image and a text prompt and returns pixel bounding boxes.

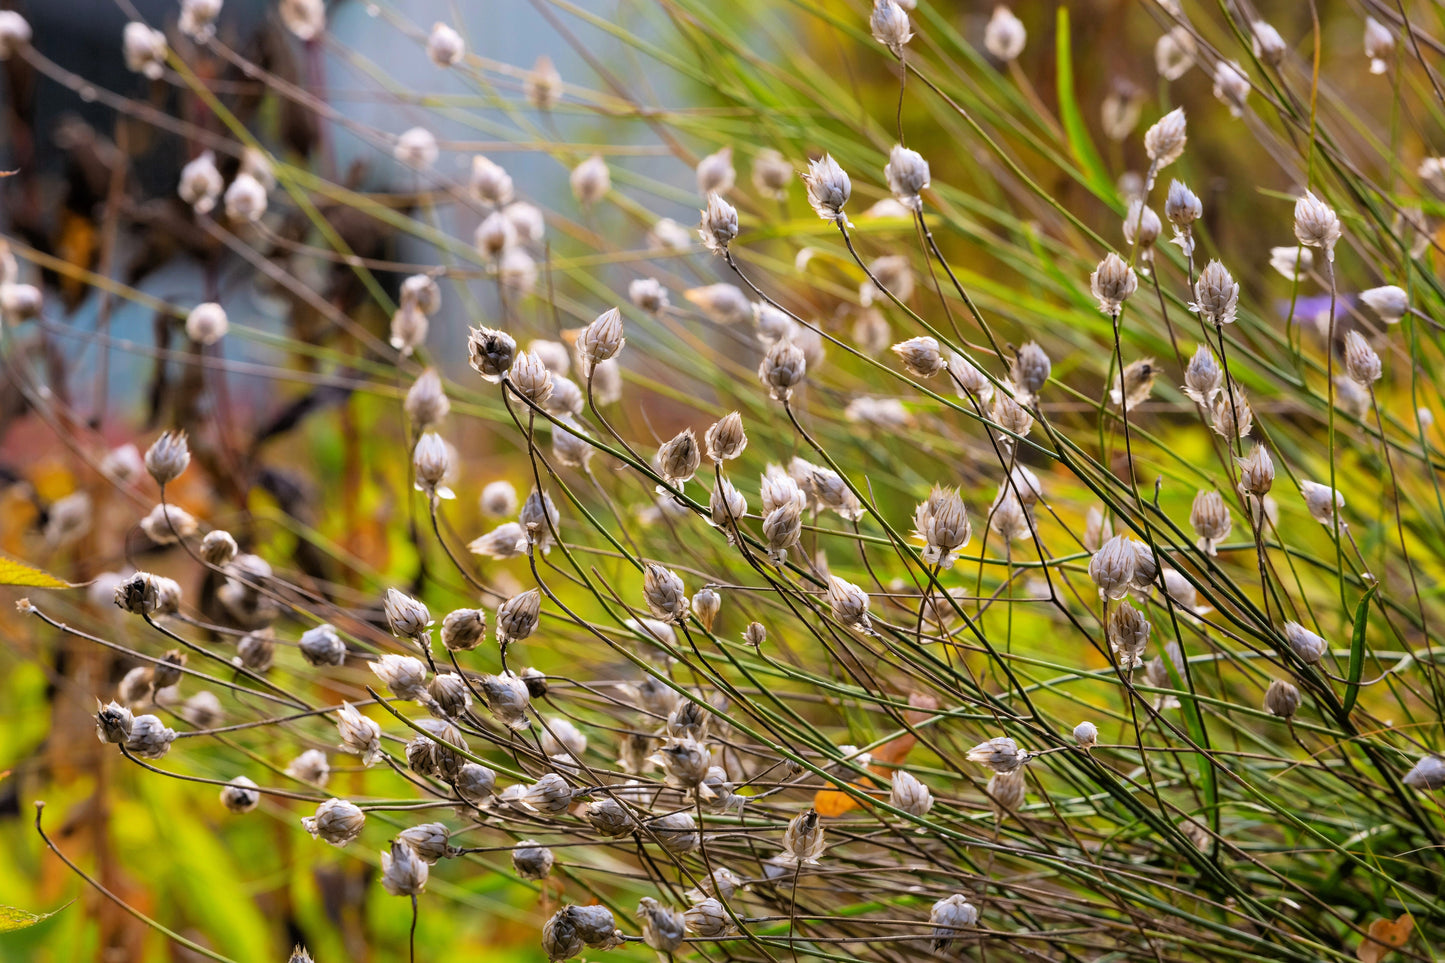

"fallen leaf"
[1358,913,1412,963]
[0,557,69,588]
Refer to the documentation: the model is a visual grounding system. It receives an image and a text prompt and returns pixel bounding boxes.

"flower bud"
[929,894,978,951]
[579,306,625,375]
[570,155,610,204]
[657,429,701,486]
[220,776,261,814]
[1211,385,1254,441]
[125,714,177,759]
[178,151,223,214]
[967,736,1026,773]
[1073,721,1098,748]
[1236,445,1275,499]
[803,154,851,222]
[123,22,167,79]
[825,576,873,634]
[1193,260,1239,326]
[870,0,912,52]
[884,144,929,211]
[1252,20,1286,66]
[224,173,267,223]
[1143,107,1187,174]
[890,769,934,815]
[468,326,517,384]
[1109,600,1150,670]
[1089,535,1136,600]
[508,839,553,880]
[145,430,190,485]
[691,587,721,631]
[370,654,429,702]
[480,671,531,729]
[285,749,330,787]
[1300,479,1344,527]
[1090,253,1138,315]
[96,700,134,744]
[1190,489,1232,556]
[508,351,555,406]
[704,411,747,462]
[381,839,429,896]
[412,431,455,500]
[200,529,238,566]
[1010,341,1050,400]
[1343,330,1382,385]
[892,336,945,378]
[1165,179,1201,226]
[638,898,687,954]
[1264,679,1300,718]
[914,486,971,569]
[384,587,432,642]
[427,21,465,67]
[394,127,438,170]
[1294,191,1342,262]
[642,562,688,623]
[1360,285,1408,324]
[1402,755,1445,791]
[184,302,228,346]
[1283,621,1327,664]
[398,822,451,864]
[303,798,365,846]
[628,278,668,316]
[759,338,807,401]
[698,191,739,256]
[455,761,496,805]
[441,608,486,652]
[984,6,1026,61]
[181,692,222,729]
[497,588,542,645]
[336,702,383,766]
[1212,60,1250,117]
[526,54,563,109]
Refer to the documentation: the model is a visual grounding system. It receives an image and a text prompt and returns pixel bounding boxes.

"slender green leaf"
[1054,7,1112,199]
[1342,585,1378,716]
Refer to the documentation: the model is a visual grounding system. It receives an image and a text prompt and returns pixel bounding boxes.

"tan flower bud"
[890,769,934,815]
[1090,252,1138,315]
[220,776,260,814]
[759,339,807,401]
[125,714,176,759]
[1294,191,1342,262]
[526,54,563,109]
[303,798,365,846]
[381,839,429,896]
[1193,260,1239,326]
[1074,721,1098,748]
[1344,330,1382,384]
[870,0,912,52]
[145,430,190,485]
[803,154,851,222]
[384,587,432,641]
[336,702,383,766]
[929,894,979,951]
[497,589,542,645]
[884,144,929,211]
[468,326,517,383]
[1283,621,1327,664]
[984,6,1026,61]
[699,192,739,253]
[1190,489,1232,555]
[200,529,238,566]
[1264,679,1300,718]
[705,411,747,462]
[285,749,330,788]
[96,700,134,744]
[570,155,610,205]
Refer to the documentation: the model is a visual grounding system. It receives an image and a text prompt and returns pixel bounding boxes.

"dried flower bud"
[1252,20,1287,66]
[285,749,330,788]
[437,608,483,652]
[394,127,438,170]
[822,575,871,634]
[520,487,561,554]
[1143,107,1187,177]
[986,768,1026,817]
[1165,179,1201,227]
[384,588,432,642]
[759,338,807,401]
[336,702,383,766]
[480,480,519,518]
[1212,60,1250,117]
[892,336,945,378]
[371,654,430,703]
[152,650,185,690]
[427,21,465,67]
[687,282,751,324]
[1264,679,1300,718]
[1300,479,1344,527]
[1091,253,1138,315]
[1155,26,1194,81]
[1283,621,1328,664]
[235,630,274,672]
[1124,200,1161,257]
[526,54,563,109]
[381,839,429,896]
[637,898,687,954]
[578,306,626,376]
[145,430,190,485]
[1364,17,1394,75]
[1211,385,1254,441]
[570,155,610,205]
[178,151,223,214]
[637,562,686,623]
[699,192,739,254]
[689,587,722,632]
[1182,345,1222,407]
[508,351,555,407]
[500,839,554,881]
[803,154,851,222]
[1193,260,1239,326]
[984,6,1026,61]
[1089,535,1137,600]
[468,326,517,384]
[125,714,177,759]
[762,499,803,563]
[455,762,496,805]
[1010,341,1051,400]
[890,769,934,815]
[929,894,978,951]
[480,671,531,729]
[884,144,929,211]
[469,523,527,560]
[123,22,167,79]
[870,0,912,51]
[303,798,365,846]
[1294,191,1342,262]
[542,909,584,963]
[705,412,747,462]
[1190,490,1231,555]
[1360,285,1408,324]
[224,172,267,223]
[1343,330,1382,384]
[654,429,699,487]
[140,503,197,545]
[199,530,238,567]
[914,486,972,568]
[220,776,260,814]
[179,690,221,729]
[1237,444,1275,497]
[628,278,668,317]
[1109,600,1150,670]
[496,589,542,646]
[967,736,1026,773]
[1073,721,1098,748]
[96,700,134,744]
[781,809,826,863]
[1402,755,1445,791]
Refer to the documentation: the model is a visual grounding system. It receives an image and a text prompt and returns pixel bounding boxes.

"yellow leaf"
[1358,914,1412,963]
[0,556,68,588]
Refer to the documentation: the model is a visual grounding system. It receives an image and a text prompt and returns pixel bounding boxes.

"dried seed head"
[455,762,497,805]
[657,429,701,485]
[200,529,239,567]
[220,776,260,814]
[1268,245,1312,281]
[1283,621,1328,664]
[1165,179,1201,227]
[370,654,430,703]
[303,798,365,846]
[1402,755,1445,791]
[1009,341,1051,401]
[967,736,1026,773]
[870,0,912,52]
[1343,330,1382,384]
[527,54,563,109]
[628,278,669,317]
[389,303,429,357]
[404,368,450,430]
[540,718,588,759]
[399,822,451,864]
[123,22,167,79]
[279,0,324,40]
[704,411,748,463]
[298,623,345,666]
[692,588,722,631]
[781,809,826,863]
[696,146,735,196]
[474,210,517,260]
[687,283,751,324]
[1190,489,1232,555]
[570,155,610,205]
[1110,358,1157,409]
[1193,260,1240,326]
[1364,17,1394,75]
[508,351,555,405]
[1252,20,1287,66]
[759,339,807,401]
[412,432,456,501]
[512,840,555,880]
[892,335,945,378]
[337,702,383,766]
[643,563,689,623]
[178,151,223,214]
[1182,345,1222,407]
[579,307,625,375]
[986,769,1027,817]
[1143,107,1187,176]
[145,430,190,485]
[803,154,851,222]
[468,326,517,383]
[684,898,734,938]
[1264,679,1300,718]
[285,749,330,788]
[1212,60,1250,117]
[1211,385,1254,441]
[826,575,873,634]
[890,769,934,816]
[480,672,532,729]
[224,172,268,223]
[699,192,739,254]
[984,6,1026,61]
[384,588,432,642]
[1294,191,1342,262]
[180,691,222,729]
[1090,253,1138,315]
[140,503,197,545]
[394,127,439,170]
[762,500,804,563]
[1360,285,1408,324]
[638,898,687,953]
[991,392,1034,444]
[708,477,748,540]
[750,149,793,201]
[1300,479,1344,527]
[497,589,542,645]
[1155,27,1195,82]
[96,700,135,744]
[744,622,767,647]
[1089,535,1137,600]
[520,773,574,814]
[427,21,465,66]
[929,895,979,951]
[1124,199,1162,254]
[1237,444,1275,497]
[914,486,972,569]
[125,714,177,760]
[885,144,929,211]
[520,487,561,554]
[426,673,470,719]
[381,839,429,896]
[811,467,864,521]
[1073,721,1098,748]
[542,909,584,963]
[1109,600,1151,670]
[235,630,274,672]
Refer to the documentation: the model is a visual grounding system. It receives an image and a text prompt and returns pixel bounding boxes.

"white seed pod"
[683,897,734,938]
[125,714,177,760]
[542,909,585,963]
[986,769,1026,817]
[1155,27,1195,82]
[404,368,450,429]
[1364,17,1394,75]
[967,736,1026,773]
[1143,107,1187,178]
[1402,755,1445,791]
[394,127,438,170]
[929,894,978,951]
[884,144,929,211]
[1283,621,1328,664]
[140,503,198,545]
[705,412,747,462]
[381,839,429,896]
[870,0,912,52]
[984,6,1026,61]
[299,623,346,666]
[220,776,261,814]
[192,529,235,569]
[890,769,934,816]
[826,575,873,634]
[1089,535,1137,600]
[389,303,429,357]
[759,338,807,401]
[1294,191,1342,262]
[412,431,456,501]
[96,700,135,744]
[526,54,563,109]
[751,148,792,200]
[480,480,519,518]
[102,443,145,485]
[1123,199,1162,256]
[1343,330,1382,385]
[649,216,694,250]
[1010,341,1051,400]
[781,809,826,863]
[1268,245,1312,280]
[426,673,470,720]
[303,798,365,846]
[540,718,588,759]
[474,210,517,260]
[122,22,167,79]
[1190,489,1232,556]
[496,589,542,646]
[1110,358,1157,409]
[520,487,561,554]
[178,151,223,214]
[1182,345,1222,407]
[1300,479,1344,527]
[698,191,739,254]
[708,477,748,540]
[336,702,383,766]
[468,326,517,384]
[480,671,531,729]
[1109,600,1150,670]
[1360,285,1408,324]
[892,336,945,378]
[570,155,610,204]
[509,351,555,406]
[504,202,545,243]
[802,154,851,222]
[224,172,268,223]
[643,562,689,623]
[1193,260,1239,326]
[1073,721,1098,748]
[579,307,625,375]
[520,773,574,814]
[687,283,751,324]
[691,587,722,632]
[1165,179,1201,227]
[285,749,330,788]
[1090,253,1138,315]
[1237,444,1275,497]
[499,251,538,293]
[512,839,554,879]
[1212,60,1250,117]
[628,278,669,317]
[1252,21,1287,66]
[383,588,432,642]
[914,486,971,569]
[1083,505,1112,553]
[762,499,803,563]
[657,429,701,487]
[370,654,429,703]
[1211,385,1254,441]
[991,392,1034,443]
[1264,679,1300,718]
[550,415,592,468]
[637,898,687,953]
[468,523,526,560]
[696,146,736,196]
[399,822,451,864]
[145,430,190,485]
[455,761,497,805]
[427,22,465,67]
[279,0,324,40]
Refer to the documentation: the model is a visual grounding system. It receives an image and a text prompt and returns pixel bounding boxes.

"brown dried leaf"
[1357,914,1412,963]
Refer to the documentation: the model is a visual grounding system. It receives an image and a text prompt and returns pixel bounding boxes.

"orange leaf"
[813,787,862,818]
[1358,914,1412,963]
